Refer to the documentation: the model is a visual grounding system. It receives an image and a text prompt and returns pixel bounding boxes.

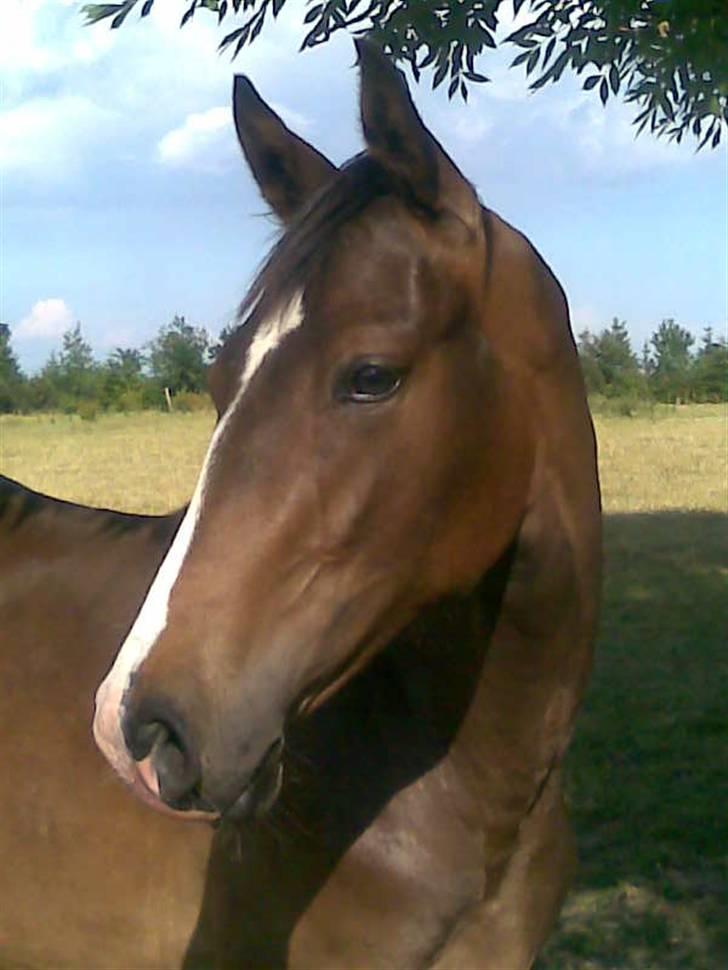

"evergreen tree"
[0,323,25,412]
[577,318,644,398]
[648,318,695,402]
[99,347,146,409]
[36,323,98,410]
[576,329,606,396]
[691,327,728,402]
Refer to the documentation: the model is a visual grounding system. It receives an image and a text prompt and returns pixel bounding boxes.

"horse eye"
[337,362,404,403]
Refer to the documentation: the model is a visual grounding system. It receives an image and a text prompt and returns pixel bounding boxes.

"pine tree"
[0,323,25,412]
[691,327,728,402]
[649,319,695,403]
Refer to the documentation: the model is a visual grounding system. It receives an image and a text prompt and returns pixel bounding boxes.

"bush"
[588,394,655,418]
[140,380,166,410]
[76,399,99,421]
[115,389,144,413]
[172,391,212,413]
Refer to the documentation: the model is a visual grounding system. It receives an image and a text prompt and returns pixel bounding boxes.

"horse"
[91,40,601,970]
[2,40,600,969]
[0,476,213,967]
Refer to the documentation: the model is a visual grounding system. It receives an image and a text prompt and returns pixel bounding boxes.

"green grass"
[539,511,728,970]
[1,405,727,966]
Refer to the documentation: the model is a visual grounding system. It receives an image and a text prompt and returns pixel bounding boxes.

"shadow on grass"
[539,511,728,970]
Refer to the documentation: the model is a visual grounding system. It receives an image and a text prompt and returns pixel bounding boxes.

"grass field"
[0,404,724,515]
[1,404,726,968]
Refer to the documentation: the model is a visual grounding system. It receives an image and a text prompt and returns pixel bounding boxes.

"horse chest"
[193,765,484,970]
[288,784,484,970]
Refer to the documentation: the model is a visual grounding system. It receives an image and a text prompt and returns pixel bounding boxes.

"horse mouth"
[223,738,285,822]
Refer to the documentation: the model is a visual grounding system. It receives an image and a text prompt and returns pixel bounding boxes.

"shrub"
[115,389,144,413]
[588,394,655,419]
[172,391,212,413]
[76,399,99,422]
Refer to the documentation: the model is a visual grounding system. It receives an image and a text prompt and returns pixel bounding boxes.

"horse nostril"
[122,704,203,811]
[127,718,164,760]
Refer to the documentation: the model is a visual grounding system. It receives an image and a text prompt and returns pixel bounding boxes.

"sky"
[1,0,726,373]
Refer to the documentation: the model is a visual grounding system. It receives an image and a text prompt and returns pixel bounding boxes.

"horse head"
[93,43,536,820]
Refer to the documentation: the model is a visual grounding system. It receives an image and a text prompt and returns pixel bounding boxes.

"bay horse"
[1,40,600,969]
[94,40,601,969]
[0,477,212,967]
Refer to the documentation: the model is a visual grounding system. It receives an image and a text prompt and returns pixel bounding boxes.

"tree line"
[578,317,727,407]
[0,314,725,418]
[0,316,229,418]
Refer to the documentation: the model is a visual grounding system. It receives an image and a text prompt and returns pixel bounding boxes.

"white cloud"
[0,0,114,79]
[0,95,113,174]
[564,97,692,176]
[157,99,313,170]
[269,102,313,134]
[0,0,311,185]
[157,106,231,168]
[15,299,74,340]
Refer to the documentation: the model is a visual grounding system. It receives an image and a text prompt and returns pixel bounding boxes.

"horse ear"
[233,76,337,223]
[356,40,482,239]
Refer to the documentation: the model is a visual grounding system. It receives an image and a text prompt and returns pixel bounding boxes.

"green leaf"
[180,2,197,29]
[609,63,620,95]
[304,3,323,24]
[542,35,556,69]
[432,58,449,90]
[584,74,601,90]
[219,25,246,49]
[511,49,532,68]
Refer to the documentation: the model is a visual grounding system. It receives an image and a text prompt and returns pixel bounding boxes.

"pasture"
[1,403,726,968]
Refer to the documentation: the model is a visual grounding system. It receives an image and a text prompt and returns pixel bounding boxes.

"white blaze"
[93,292,304,778]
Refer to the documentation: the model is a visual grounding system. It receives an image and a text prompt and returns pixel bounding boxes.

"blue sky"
[1,0,726,373]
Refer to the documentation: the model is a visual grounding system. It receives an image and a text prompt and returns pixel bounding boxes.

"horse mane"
[0,474,180,540]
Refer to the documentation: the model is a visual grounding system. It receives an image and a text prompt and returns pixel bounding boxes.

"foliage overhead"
[80,0,727,149]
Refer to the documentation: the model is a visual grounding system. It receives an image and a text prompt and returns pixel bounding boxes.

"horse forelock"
[210,154,395,411]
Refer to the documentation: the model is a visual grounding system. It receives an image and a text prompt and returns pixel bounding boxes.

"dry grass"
[0,410,215,514]
[595,404,727,513]
[0,403,725,514]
